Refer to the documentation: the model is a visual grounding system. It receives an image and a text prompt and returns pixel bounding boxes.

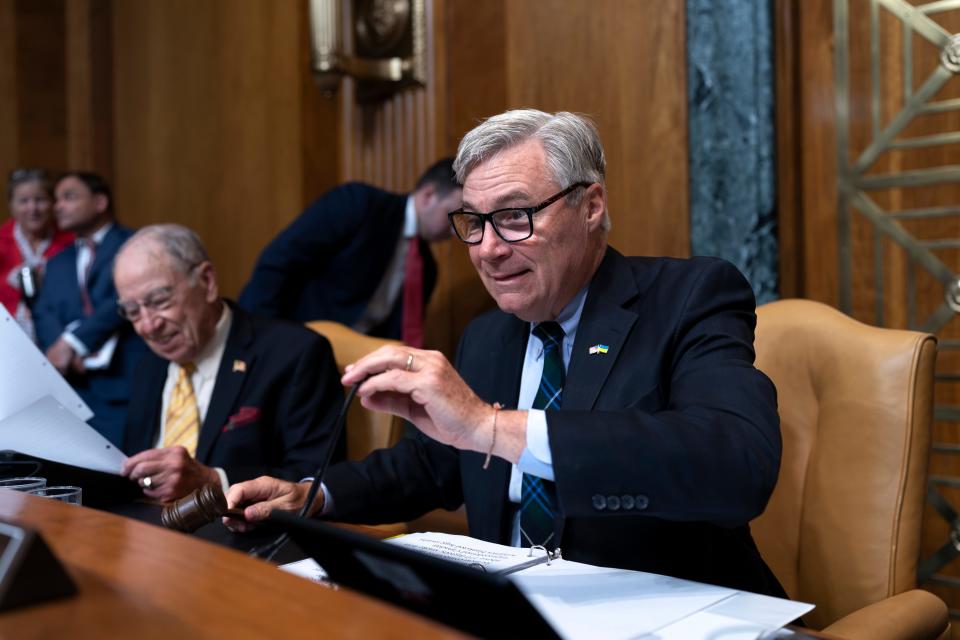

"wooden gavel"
[160,482,246,533]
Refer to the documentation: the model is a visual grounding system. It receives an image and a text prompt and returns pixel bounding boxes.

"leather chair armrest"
[821,589,948,640]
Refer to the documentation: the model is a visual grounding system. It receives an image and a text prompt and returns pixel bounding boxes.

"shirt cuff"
[319,482,334,516]
[61,331,89,357]
[299,477,334,516]
[518,409,555,481]
[214,468,229,494]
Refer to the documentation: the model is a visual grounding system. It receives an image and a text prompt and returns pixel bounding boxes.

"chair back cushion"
[751,299,935,628]
[305,321,404,460]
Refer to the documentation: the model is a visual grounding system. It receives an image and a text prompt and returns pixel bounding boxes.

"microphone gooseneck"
[248,382,361,561]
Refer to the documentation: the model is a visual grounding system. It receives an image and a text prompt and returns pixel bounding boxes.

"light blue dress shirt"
[508,285,589,545]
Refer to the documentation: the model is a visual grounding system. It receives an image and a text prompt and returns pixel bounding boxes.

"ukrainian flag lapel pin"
[588,344,610,355]
[232,359,247,373]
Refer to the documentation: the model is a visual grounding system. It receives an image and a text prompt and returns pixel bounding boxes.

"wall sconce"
[309,0,426,101]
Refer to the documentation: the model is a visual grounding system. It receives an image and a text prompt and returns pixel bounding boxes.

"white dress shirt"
[508,286,588,545]
[154,304,233,488]
[61,223,113,356]
[351,196,417,334]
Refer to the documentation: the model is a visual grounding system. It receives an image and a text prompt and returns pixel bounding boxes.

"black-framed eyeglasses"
[447,181,592,245]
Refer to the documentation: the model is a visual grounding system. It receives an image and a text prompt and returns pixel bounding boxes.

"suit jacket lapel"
[563,248,641,411]
[85,225,122,291]
[196,307,254,463]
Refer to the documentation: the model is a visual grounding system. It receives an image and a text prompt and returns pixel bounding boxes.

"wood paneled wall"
[504,0,690,259]
[443,0,690,258]
[775,0,837,303]
[110,0,339,298]
[2,0,690,356]
[0,1,18,172]
[0,0,68,175]
[1,0,340,298]
[440,0,690,352]
[333,0,690,353]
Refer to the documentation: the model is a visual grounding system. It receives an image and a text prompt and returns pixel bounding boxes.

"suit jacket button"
[635,494,649,510]
[606,495,620,511]
[620,494,635,510]
[592,494,606,510]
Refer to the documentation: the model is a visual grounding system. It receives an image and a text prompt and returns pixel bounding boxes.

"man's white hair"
[453,109,610,230]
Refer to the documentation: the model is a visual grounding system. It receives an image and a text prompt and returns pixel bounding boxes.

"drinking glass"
[0,477,47,493]
[30,486,82,506]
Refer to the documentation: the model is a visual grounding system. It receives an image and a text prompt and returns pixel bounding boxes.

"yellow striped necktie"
[163,362,200,457]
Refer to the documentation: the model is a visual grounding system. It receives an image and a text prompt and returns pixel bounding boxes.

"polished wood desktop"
[0,491,465,639]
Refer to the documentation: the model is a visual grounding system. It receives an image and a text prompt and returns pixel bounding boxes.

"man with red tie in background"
[33,172,146,447]
[115,224,344,502]
[237,158,461,347]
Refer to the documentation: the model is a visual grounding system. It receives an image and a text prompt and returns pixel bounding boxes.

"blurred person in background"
[238,158,461,347]
[0,168,73,341]
[33,171,146,447]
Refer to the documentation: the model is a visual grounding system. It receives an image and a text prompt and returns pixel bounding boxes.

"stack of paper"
[0,305,125,474]
[387,532,813,640]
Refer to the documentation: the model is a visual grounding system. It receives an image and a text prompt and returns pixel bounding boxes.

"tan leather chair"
[752,299,948,639]
[305,321,404,460]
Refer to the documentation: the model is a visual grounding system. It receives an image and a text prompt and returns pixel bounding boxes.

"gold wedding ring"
[405,354,415,372]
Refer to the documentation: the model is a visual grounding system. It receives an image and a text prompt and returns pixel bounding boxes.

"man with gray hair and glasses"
[114,224,345,502]
[227,109,785,596]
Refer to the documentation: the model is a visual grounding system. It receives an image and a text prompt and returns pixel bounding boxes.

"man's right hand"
[223,476,321,532]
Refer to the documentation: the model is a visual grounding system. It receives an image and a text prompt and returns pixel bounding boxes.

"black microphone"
[247,381,361,560]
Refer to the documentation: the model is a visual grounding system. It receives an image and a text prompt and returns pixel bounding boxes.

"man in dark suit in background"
[227,110,785,596]
[34,172,146,447]
[237,158,461,346]
[115,224,344,503]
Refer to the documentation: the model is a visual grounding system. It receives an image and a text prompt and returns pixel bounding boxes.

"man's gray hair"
[120,224,210,276]
[453,109,610,229]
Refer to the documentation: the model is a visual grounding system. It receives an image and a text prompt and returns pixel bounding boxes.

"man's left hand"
[121,446,220,503]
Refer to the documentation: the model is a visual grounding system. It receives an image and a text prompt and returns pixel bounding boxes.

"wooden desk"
[0,491,466,639]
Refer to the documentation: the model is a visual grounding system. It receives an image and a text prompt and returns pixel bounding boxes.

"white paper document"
[0,306,93,422]
[0,395,126,474]
[647,592,815,639]
[513,560,813,640]
[279,558,330,584]
[388,532,813,640]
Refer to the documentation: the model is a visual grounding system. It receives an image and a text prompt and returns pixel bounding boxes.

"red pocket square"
[222,406,261,432]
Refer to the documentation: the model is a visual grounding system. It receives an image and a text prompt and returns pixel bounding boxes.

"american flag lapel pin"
[588,344,610,355]
[233,359,247,373]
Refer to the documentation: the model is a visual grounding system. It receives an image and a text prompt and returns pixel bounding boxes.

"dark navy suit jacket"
[124,305,345,483]
[238,183,438,340]
[322,248,786,595]
[34,224,147,447]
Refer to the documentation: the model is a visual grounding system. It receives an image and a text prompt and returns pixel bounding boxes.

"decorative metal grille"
[835,0,960,617]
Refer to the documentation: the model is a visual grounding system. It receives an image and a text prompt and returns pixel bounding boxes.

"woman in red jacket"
[1,168,73,341]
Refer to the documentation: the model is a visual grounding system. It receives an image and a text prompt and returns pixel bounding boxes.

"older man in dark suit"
[227,110,785,596]
[115,224,344,502]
